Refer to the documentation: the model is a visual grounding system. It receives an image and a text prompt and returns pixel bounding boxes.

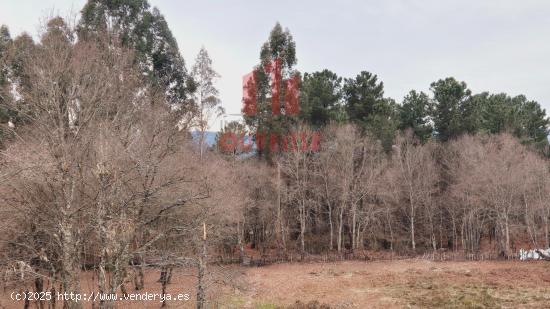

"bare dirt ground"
[2,260,550,308]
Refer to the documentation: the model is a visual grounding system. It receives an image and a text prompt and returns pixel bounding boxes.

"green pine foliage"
[79,0,195,107]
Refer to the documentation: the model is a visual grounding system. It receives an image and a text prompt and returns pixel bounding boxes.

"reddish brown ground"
[239,259,550,308]
[2,260,550,308]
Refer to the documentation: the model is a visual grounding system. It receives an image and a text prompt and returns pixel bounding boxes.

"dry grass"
[236,260,550,308]
[2,260,550,308]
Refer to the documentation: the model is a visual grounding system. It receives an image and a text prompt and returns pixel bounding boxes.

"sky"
[2,0,550,131]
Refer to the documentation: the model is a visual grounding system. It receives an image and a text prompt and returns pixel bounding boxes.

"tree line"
[1,1,550,309]
[241,126,550,258]
[238,23,549,159]
[216,23,550,265]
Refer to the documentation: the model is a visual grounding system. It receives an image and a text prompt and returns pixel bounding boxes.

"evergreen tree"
[470,92,549,147]
[79,0,195,107]
[299,69,344,127]
[243,22,298,159]
[0,25,37,147]
[0,25,11,116]
[474,92,515,134]
[343,71,398,151]
[370,97,400,151]
[343,71,384,127]
[516,96,549,146]
[6,33,35,107]
[430,77,472,141]
[0,25,12,145]
[399,90,434,143]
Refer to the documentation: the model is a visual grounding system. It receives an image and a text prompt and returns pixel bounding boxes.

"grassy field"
[228,259,550,308]
[2,260,550,308]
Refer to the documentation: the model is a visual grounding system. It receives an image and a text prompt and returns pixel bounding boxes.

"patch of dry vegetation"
[233,260,550,308]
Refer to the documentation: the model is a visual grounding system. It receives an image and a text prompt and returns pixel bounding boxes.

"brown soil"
[2,260,550,308]
[238,259,550,308]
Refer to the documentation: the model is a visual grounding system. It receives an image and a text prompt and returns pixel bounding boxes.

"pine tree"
[343,71,398,151]
[430,77,472,141]
[300,69,344,127]
[399,90,434,143]
[343,71,385,126]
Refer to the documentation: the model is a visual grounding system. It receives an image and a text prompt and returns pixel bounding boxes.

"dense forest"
[1,1,550,308]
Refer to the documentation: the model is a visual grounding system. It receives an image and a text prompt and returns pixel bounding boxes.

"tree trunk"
[337,208,344,253]
[282,218,287,255]
[23,289,30,309]
[545,214,549,248]
[323,179,334,251]
[237,221,244,265]
[159,266,172,308]
[351,204,357,251]
[410,209,416,251]
[300,202,306,260]
[60,164,82,309]
[196,223,207,309]
[388,212,394,254]
[60,217,82,309]
[199,130,205,161]
[355,221,363,250]
[451,214,457,252]
[328,204,333,251]
[276,163,283,251]
[35,277,44,309]
[428,210,436,251]
[133,255,145,290]
[409,189,416,251]
[98,258,107,309]
[505,214,510,257]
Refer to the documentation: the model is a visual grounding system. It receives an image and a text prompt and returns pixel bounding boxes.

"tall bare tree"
[191,47,222,160]
[390,131,439,251]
